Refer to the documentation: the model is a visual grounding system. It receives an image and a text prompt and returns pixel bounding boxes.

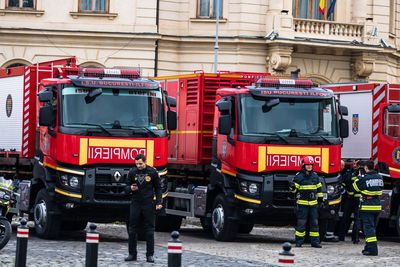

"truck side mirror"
[39,106,53,126]
[167,110,177,130]
[218,115,231,135]
[166,96,176,107]
[339,118,349,138]
[38,90,53,102]
[216,99,231,113]
[387,104,400,112]
[339,105,348,116]
[85,88,102,104]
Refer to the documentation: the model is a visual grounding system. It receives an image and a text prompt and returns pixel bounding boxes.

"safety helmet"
[302,156,314,165]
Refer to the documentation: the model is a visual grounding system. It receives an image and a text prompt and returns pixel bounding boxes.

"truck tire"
[61,220,88,231]
[238,223,254,234]
[0,218,12,250]
[33,189,61,239]
[200,217,212,232]
[211,194,238,241]
[155,215,182,232]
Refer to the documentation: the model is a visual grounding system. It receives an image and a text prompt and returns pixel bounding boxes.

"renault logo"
[114,171,122,182]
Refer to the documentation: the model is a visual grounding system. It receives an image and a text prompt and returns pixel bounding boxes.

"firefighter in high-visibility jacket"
[352,160,383,256]
[289,156,323,248]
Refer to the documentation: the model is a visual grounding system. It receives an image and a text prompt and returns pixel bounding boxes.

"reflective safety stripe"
[353,181,360,192]
[294,182,300,189]
[297,199,318,205]
[316,183,322,188]
[295,231,306,237]
[354,194,361,197]
[360,205,382,211]
[348,192,354,195]
[316,192,323,197]
[309,232,319,237]
[361,190,382,196]
[366,237,377,243]
[351,176,357,181]
[299,185,318,190]
[290,188,297,193]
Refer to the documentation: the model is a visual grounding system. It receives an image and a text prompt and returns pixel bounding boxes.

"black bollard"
[278,242,294,266]
[168,231,182,267]
[15,218,29,267]
[85,223,99,267]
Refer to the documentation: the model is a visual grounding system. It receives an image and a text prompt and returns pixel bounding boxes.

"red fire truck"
[154,71,349,241]
[0,58,176,238]
[323,82,400,236]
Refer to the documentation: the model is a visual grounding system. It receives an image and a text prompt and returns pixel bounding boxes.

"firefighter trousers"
[128,200,155,257]
[338,196,360,241]
[295,205,320,246]
[361,211,379,255]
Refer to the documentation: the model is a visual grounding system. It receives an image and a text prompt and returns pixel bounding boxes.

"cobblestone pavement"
[1,219,400,266]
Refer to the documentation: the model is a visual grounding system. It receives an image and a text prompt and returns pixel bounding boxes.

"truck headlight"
[60,175,68,186]
[69,176,80,188]
[248,183,258,194]
[240,182,248,193]
[327,185,335,195]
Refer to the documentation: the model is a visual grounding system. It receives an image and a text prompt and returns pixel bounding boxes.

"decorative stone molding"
[266,44,293,72]
[352,55,374,77]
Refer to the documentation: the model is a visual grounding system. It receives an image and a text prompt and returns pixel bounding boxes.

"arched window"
[1,59,31,68]
[79,61,105,68]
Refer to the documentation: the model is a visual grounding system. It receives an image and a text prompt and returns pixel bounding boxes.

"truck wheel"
[155,215,182,232]
[211,194,238,241]
[238,223,254,234]
[200,217,212,232]
[33,189,61,239]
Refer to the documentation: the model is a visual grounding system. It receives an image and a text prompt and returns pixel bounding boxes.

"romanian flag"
[319,0,326,14]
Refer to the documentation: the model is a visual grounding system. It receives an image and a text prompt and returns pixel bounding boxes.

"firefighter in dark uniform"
[125,153,162,263]
[289,156,323,248]
[338,159,363,243]
[353,160,383,256]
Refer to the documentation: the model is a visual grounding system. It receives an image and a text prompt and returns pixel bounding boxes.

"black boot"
[147,255,155,263]
[311,243,322,248]
[124,254,137,261]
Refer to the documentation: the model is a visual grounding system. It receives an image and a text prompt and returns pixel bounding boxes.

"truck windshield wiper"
[308,135,334,145]
[255,132,289,144]
[122,126,158,137]
[67,122,112,136]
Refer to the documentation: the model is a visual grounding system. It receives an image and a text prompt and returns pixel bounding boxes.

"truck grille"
[94,169,130,201]
[273,180,296,207]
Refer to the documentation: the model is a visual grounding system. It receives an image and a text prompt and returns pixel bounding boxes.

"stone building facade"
[0,0,399,83]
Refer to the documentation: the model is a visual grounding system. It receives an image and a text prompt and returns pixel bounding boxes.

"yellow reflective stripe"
[353,180,360,192]
[309,232,320,237]
[153,192,168,200]
[361,205,381,211]
[328,197,342,205]
[290,188,297,193]
[366,237,377,242]
[354,194,361,197]
[361,190,382,196]
[234,194,261,204]
[316,193,323,197]
[297,200,318,205]
[54,188,82,199]
[294,182,300,189]
[0,182,12,189]
[295,231,306,237]
[299,185,318,190]
[351,176,357,181]
[348,192,354,195]
[316,183,322,188]
[158,170,168,176]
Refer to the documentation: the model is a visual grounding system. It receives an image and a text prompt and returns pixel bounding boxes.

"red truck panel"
[155,72,272,165]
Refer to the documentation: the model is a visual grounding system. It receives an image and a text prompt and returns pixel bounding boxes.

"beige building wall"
[0,0,399,83]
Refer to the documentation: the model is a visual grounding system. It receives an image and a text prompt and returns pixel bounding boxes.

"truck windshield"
[239,95,338,138]
[62,87,165,130]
